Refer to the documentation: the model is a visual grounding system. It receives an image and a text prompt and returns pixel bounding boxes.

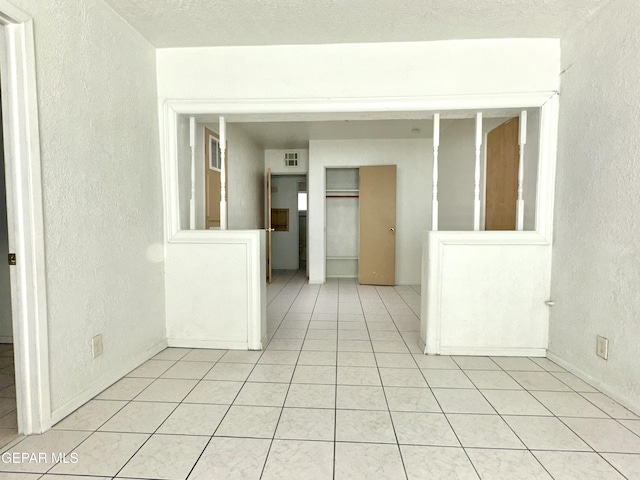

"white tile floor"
[1,270,640,479]
[0,344,18,450]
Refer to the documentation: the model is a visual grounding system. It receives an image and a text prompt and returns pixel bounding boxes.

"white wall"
[227,124,264,230]
[0,112,11,342]
[157,39,559,99]
[309,139,431,285]
[422,232,550,356]
[194,123,264,230]
[523,109,540,231]
[265,149,309,175]
[9,0,166,417]
[550,0,640,413]
[165,231,266,350]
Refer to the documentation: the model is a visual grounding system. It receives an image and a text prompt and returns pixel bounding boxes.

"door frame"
[0,1,51,434]
[267,173,307,277]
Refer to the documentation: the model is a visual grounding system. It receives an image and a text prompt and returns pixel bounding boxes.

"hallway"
[0,270,638,479]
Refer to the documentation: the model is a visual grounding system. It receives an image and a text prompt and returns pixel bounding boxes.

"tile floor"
[1,270,640,479]
[0,344,18,450]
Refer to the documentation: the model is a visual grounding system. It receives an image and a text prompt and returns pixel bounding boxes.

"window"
[298,192,307,211]
[209,135,221,171]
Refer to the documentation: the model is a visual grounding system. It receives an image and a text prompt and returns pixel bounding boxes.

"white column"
[473,112,483,231]
[189,117,196,230]
[516,110,527,231]
[431,113,440,231]
[219,116,227,230]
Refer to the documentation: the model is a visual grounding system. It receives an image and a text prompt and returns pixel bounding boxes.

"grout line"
[361,283,409,479]
[332,279,341,480]
[15,273,640,479]
[258,270,318,480]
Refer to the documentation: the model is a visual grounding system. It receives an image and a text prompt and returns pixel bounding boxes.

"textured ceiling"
[105,0,608,48]
[231,119,441,149]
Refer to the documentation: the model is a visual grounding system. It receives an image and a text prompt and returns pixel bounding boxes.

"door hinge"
[8,253,16,266]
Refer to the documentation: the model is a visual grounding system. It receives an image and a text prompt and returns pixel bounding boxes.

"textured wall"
[550,0,640,411]
[195,123,264,230]
[438,118,504,230]
[177,114,191,230]
[8,0,166,412]
[227,124,264,230]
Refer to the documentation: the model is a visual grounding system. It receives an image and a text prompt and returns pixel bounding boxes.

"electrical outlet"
[596,335,608,360]
[92,335,103,358]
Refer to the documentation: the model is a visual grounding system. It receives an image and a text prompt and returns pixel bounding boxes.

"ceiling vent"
[284,152,298,167]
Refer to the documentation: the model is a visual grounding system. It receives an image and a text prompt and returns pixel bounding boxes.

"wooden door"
[205,128,227,228]
[359,165,396,286]
[485,117,519,230]
[266,168,273,283]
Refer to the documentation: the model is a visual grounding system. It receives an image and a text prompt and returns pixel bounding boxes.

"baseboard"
[438,346,546,357]
[258,332,269,351]
[418,338,427,354]
[167,338,250,350]
[547,351,640,416]
[0,337,13,344]
[50,339,167,425]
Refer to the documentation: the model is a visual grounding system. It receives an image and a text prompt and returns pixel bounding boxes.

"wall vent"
[284,152,298,167]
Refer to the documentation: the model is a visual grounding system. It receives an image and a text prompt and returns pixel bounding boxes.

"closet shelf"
[326,189,359,198]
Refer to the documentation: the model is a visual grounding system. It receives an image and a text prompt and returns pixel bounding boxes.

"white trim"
[189,116,196,230]
[219,116,227,230]
[426,230,550,246]
[167,338,254,350]
[161,102,181,239]
[0,8,50,434]
[439,347,546,357]
[246,229,264,350]
[169,229,263,244]
[165,92,557,116]
[159,93,558,281]
[418,339,545,359]
[480,131,488,230]
[0,0,29,23]
[431,113,440,231]
[473,112,482,231]
[516,110,528,231]
[535,94,559,243]
[547,351,640,416]
[50,340,167,425]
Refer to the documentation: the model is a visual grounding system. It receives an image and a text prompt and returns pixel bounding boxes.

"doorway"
[297,180,307,272]
[270,175,307,272]
[0,8,51,435]
[0,91,16,446]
